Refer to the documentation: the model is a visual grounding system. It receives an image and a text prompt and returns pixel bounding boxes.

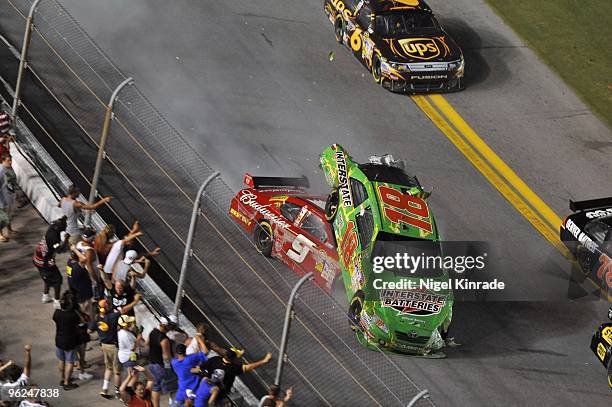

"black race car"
[324,0,464,93]
[560,197,612,291]
[590,306,612,388]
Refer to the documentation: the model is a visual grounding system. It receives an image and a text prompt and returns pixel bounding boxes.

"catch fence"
[0,1,436,405]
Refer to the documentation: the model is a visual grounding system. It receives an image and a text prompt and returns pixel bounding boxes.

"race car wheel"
[334,17,345,44]
[254,221,273,257]
[371,55,382,84]
[348,291,364,331]
[325,189,339,222]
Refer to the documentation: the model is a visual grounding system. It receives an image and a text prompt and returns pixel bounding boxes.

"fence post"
[84,76,133,226]
[173,171,221,319]
[11,0,42,126]
[274,272,313,387]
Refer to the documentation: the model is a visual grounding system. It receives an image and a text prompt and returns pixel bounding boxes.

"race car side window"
[350,178,368,207]
[356,6,372,30]
[301,213,328,243]
[355,206,375,249]
[585,220,609,244]
[280,202,302,223]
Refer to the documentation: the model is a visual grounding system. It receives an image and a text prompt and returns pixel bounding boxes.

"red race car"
[229,173,340,292]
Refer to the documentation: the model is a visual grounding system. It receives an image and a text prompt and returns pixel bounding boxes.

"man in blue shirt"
[171,344,206,406]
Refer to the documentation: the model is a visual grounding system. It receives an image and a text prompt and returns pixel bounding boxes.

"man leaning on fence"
[59,184,111,244]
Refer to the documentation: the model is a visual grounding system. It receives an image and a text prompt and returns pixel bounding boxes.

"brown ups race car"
[324,0,464,93]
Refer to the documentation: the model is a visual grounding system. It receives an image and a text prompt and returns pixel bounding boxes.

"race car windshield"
[375,12,438,37]
[358,163,419,187]
[372,232,444,278]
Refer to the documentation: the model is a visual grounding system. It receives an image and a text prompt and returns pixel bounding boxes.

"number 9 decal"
[287,234,316,264]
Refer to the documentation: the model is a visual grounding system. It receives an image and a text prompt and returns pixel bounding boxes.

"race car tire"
[371,54,382,84]
[334,16,345,44]
[325,189,339,222]
[254,221,273,257]
[348,291,364,331]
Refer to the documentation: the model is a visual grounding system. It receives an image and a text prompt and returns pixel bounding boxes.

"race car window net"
[350,178,368,207]
[375,11,438,37]
[355,206,375,249]
[301,213,329,243]
[280,202,302,223]
[358,163,419,187]
[372,232,444,278]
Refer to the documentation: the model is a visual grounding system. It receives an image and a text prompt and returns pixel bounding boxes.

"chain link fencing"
[0,1,437,405]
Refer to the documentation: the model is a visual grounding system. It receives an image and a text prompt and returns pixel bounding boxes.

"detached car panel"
[324,0,464,93]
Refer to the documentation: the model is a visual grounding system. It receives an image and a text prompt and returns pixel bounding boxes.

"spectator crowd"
[1,112,292,406]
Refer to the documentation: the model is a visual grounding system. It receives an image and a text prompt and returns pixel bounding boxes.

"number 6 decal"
[287,234,316,264]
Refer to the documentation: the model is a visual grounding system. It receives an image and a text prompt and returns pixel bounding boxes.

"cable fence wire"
[1,0,435,405]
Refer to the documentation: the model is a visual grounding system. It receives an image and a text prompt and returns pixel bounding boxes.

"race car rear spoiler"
[243,173,309,189]
[569,197,612,212]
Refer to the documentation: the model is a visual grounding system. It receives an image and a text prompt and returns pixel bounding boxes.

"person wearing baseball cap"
[118,315,140,378]
[88,298,123,398]
[171,343,207,406]
[112,249,151,287]
[194,348,272,399]
[189,368,224,407]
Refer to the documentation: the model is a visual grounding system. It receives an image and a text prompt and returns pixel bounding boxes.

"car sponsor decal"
[316,260,335,284]
[585,208,612,219]
[393,0,420,6]
[597,342,606,361]
[410,74,448,80]
[398,38,440,60]
[565,218,598,253]
[602,326,612,345]
[239,191,292,229]
[330,0,354,20]
[230,207,252,226]
[596,254,612,289]
[378,185,433,234]
[341,221,359,266]
[351,255,365,291]
[335,151,353,207]
[334,212,344,234]
[380,289,446,316]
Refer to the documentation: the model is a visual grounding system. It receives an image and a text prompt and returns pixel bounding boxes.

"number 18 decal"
[287,234,316,264]
[378,186,432,233]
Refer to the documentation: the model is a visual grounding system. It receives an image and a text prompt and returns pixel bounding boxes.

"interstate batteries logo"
[380,289,446,316]
[399,38,440,60]
[335,151,353,207]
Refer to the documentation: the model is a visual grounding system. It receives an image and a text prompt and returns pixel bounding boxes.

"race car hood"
[372,181,438,240]
[379,33,461,63]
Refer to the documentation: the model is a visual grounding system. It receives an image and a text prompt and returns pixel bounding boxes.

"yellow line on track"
[411,94,611,301]
[411,95,568,256]
[428,94,563,230]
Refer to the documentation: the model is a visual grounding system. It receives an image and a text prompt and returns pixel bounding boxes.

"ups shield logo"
[399,38,440,60]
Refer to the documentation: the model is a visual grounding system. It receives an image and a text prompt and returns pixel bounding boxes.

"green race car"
[320,144,454,356]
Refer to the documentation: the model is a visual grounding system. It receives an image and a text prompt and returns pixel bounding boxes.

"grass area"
[485,0,611,128]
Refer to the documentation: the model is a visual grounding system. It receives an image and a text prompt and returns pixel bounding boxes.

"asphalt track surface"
[1,0,611,406]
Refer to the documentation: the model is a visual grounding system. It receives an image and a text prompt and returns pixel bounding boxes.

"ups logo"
[399,38,440,60]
